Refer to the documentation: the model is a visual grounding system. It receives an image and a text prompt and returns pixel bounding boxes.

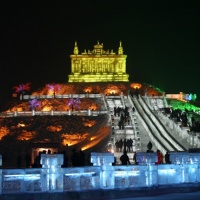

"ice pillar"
[136,152,158,186]
[88,109,91,116]
[170,152,200,183]
[14,110,18,116]
[32,109,35,116]
[40,154,64,192]
[91,152,114,189]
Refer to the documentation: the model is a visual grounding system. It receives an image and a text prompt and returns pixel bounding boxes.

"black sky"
[1,0,200,100]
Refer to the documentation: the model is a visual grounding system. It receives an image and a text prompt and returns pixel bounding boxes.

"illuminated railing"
[22,94,102,100]
[0,152,200,194]
[157,110,194,144]
[126,96,138,135]
[157,111,181,132]
[187,132,200,148]
[102,95,110,111]
[120,92,125,108]
[0,110,108,118]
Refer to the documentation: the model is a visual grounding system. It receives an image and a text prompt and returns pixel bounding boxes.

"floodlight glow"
[4,174,40,181]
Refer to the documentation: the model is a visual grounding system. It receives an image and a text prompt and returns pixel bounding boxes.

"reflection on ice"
[64,172,96,176]
[3,174,40,181]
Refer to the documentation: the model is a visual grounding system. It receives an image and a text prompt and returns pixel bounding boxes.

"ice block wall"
[40,154,64,192]
[1,152,200,194]
[91,152,114,166]
[160,152,200,184]
[136,152,157,165]
[170,152,189,164]
[91,152,115,189]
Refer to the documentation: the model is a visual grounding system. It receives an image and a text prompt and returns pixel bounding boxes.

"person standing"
[79,149,85,166]
[155,149,163,164]
[25,153,31,168]
[147,141,153,151]
[133,151,137,165]
[120,151,131,165]
[165,151,171,164]
[70,148,79,167]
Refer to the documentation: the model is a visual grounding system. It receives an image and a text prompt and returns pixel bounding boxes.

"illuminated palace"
[68,41,129,82]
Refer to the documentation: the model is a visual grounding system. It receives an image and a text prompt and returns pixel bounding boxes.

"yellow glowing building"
[68,41,129,82]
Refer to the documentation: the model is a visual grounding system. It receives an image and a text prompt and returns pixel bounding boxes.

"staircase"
[104,95,142,164]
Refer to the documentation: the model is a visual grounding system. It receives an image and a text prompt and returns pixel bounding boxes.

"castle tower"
[73,41,79,55]
[68,41,129,82]
[118,41,123,55]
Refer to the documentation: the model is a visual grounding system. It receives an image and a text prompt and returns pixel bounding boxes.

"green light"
[168,99,200,113]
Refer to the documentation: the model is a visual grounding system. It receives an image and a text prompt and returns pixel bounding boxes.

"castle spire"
[118,41,123,55]
[73,41,79,55]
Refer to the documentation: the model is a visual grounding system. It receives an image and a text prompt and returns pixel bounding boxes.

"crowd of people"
[118,141,172,166]
[16,148,86,168]
[113,106,131,130]
[162,107,200,132]
[115,138,134,152]
[111,104,138,153]
[15,140,173,168]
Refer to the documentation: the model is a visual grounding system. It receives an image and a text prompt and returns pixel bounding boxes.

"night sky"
[1,0,200,100]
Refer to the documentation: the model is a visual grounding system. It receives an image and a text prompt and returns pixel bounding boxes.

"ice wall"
[40,154,64,192]
[136,152,157,165]
[91,152,115,189]
[1,152,200,194]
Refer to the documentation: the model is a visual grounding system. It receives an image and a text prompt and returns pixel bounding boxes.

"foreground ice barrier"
[114,153,158,188]
[91,152,115,189]
[40,154,64,192]
[136,152,157,165]
[1,152,200,194]
[158,152,200,184]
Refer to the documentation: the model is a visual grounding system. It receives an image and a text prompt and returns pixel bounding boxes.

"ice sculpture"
[170,152,189,164]
[40,154,64,192]
[159,152,200,184]
[91,152,114,189]
[134,153,158,186]
[136,152,157,165]
[91,152,114,166]
[1,152,200,194]
[188,151,200,164]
